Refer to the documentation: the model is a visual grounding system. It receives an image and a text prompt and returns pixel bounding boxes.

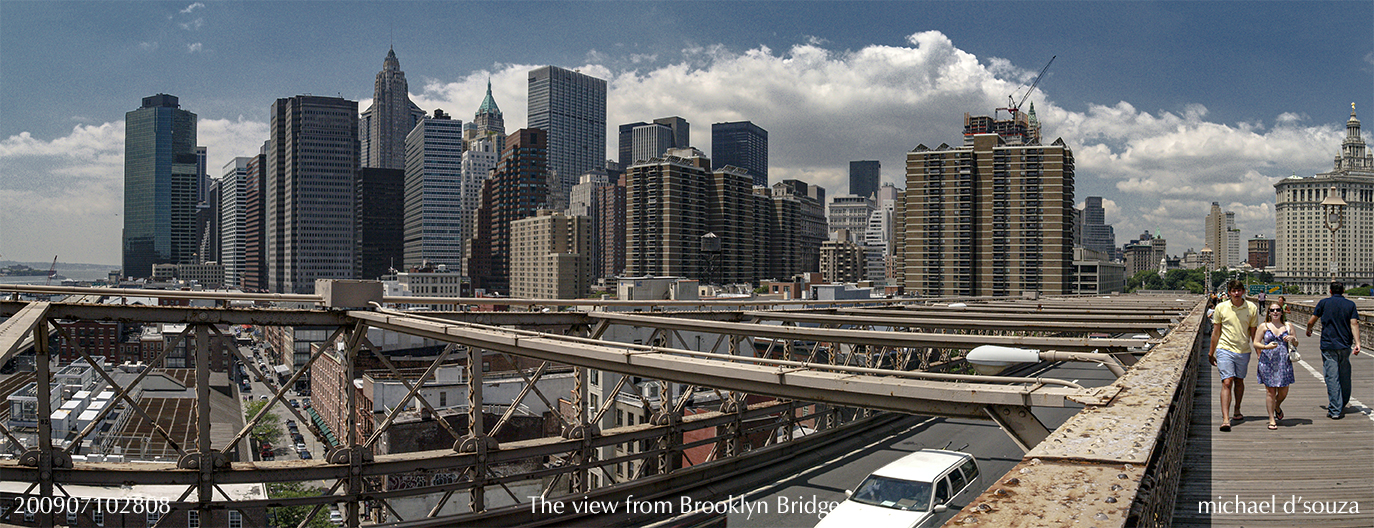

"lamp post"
[1320,185,1347,284]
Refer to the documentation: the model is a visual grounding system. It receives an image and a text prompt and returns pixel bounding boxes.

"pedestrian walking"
[1253,302,1296,429]
[1210,280,1261,431]
[1306,282,1363,419]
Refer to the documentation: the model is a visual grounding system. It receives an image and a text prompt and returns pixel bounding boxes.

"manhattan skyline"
[1,1,1371,265]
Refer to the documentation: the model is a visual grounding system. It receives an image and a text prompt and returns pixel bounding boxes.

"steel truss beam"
[349,311,1090,415]
[586,311,1144,351]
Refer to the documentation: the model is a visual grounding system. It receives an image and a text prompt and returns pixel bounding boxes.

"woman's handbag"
[1288,344,1300,363]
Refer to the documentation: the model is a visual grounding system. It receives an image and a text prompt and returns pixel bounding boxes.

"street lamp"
[965,345,1126,378]
[1320,185,1347,283]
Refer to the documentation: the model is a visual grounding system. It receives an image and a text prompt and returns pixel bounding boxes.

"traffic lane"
[729,360,1116,528]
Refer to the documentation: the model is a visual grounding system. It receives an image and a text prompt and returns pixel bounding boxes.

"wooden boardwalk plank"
[1172,322,1374,527]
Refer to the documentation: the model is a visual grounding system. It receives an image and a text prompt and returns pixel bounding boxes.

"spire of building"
[1338,102,1371,171]
[361,47,426,169]
[383,47,400,72]
[1348,102,1360,137]
[479,79,501,116]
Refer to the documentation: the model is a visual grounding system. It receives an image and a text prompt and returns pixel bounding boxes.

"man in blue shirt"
[1306,282,1363,419]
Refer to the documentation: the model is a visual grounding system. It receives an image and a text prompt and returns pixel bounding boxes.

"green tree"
[1284,285,1301,294]
[1256,271,1275,283]
[244,399,282,446]
[1348,286,1372,296]
[267,482,336,528]
[1127,270,1165,292]
[1210,271,1231,290]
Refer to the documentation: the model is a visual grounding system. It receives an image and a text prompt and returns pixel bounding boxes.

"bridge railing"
[944,299,1207,527]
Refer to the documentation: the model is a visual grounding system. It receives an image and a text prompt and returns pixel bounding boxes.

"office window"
[94,510,104,526]
[148,511,161,526]
[228,511,242,528]
[188,510,200,528]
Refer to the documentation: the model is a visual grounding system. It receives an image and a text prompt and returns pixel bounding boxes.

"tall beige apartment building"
[897,131,1074,297]
[1204,202,1240,270]
[509,210,593,299]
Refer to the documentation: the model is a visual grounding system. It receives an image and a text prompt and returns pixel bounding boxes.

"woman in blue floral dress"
[1252,302,1297,430]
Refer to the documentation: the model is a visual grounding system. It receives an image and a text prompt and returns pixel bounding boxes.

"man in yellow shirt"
[1209,280,1260,431]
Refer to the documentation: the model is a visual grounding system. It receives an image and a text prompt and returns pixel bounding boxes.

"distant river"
[0,268,115,284]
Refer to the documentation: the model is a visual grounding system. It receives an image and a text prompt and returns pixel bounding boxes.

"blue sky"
[2,1,1371,266]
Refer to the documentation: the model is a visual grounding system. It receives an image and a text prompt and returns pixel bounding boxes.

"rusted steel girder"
[587,311,1145,352]
[746,310,1168,335]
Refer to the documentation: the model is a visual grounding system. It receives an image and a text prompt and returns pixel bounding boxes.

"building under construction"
[963,104,1041,146]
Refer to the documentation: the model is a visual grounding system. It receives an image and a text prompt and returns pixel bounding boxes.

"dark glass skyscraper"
[1081,196,1116,256]
[849,160,880,199]
[267,95,360,294]
[527,66,606,206]
[711,121,768,187]
[122,94,198,279]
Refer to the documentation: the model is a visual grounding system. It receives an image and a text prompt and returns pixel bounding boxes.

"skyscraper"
[898,126,1075,297]
[626,149,712,279]
[618,122,648,168]
[1080,196,1116,256]
[459,137,499,278]
[1204,202,1240,271]
[528,66,606,208]
[849,160,880,199]
[711,121,768,187]
[828,195,875,243]
[569,171,611,280]
[220,158,250,288]
[1275,105,1374,292]
[632,123,674,165]
[654,116,690,149]
[403,109,466,269]
[122,94,199,279]
[359,48,425,170]
[242,143,268,291]
[267,96,360,294]
[356,167,405,280]
[597,176,628,279]
[470,129,549,294]
[769,180,826,279]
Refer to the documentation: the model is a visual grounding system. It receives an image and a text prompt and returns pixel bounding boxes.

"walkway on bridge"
[1174,321,1374,527]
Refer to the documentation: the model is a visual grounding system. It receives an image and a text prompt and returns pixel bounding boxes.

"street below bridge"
[653,360,1117,528]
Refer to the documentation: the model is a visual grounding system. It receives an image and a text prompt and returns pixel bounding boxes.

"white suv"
[816,449,980,528]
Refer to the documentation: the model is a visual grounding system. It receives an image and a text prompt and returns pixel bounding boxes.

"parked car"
[289,399,299,408]
[299,450,311,460]
[815,449,980,528]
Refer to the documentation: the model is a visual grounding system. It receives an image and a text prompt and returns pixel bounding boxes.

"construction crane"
[997,55,1055,119]
[45,255,58,286]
